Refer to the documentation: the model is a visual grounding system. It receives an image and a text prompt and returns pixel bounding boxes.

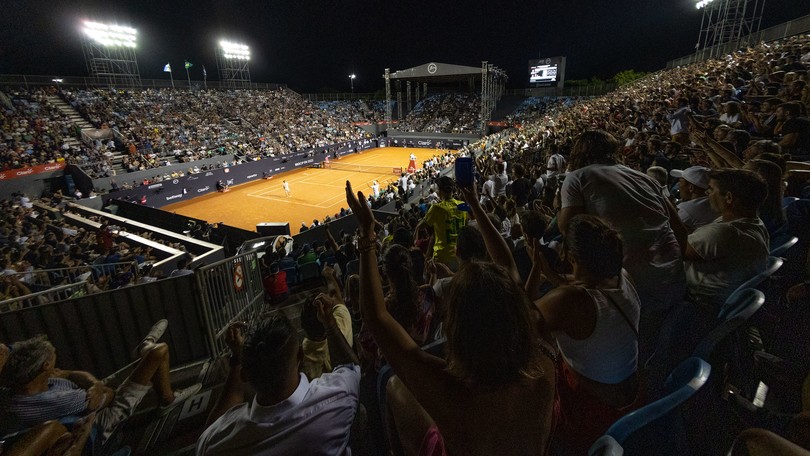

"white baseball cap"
[670,166,711,189]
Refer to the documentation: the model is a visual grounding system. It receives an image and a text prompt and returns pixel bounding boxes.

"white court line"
[245,161,404,206]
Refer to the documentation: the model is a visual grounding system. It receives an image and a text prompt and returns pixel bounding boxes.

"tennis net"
[321,162,402,175]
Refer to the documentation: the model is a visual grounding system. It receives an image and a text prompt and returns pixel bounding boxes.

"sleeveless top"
[554,271,640,384]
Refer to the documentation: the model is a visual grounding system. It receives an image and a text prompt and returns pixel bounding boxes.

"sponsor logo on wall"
[247,174,258,179]
[147,183,163,189]
[197,186,210,193]
[165,194,183,201]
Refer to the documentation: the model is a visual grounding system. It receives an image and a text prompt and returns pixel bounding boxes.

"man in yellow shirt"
[416,176,467,270]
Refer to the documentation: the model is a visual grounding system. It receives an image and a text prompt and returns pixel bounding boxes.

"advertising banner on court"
[103,139,379,208]
[0,162,66,180]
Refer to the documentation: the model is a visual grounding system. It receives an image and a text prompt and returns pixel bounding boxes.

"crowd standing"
[1,33,809,456]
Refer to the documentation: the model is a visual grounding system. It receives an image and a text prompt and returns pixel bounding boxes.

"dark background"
[1,0,808,92]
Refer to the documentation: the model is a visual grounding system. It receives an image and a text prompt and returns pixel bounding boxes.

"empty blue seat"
[589,357,711,456]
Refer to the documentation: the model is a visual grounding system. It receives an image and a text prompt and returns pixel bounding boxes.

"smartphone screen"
[455,157,474,187]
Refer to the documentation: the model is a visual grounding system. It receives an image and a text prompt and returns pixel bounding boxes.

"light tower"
[695,0,766,61]
[81,20,141,87]
[349,74,356,94]
[216,40,251,89]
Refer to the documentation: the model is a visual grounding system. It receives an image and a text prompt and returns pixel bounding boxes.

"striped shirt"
[0,378,87,435]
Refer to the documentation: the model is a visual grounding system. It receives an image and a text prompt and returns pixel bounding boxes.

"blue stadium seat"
[770,236,799,257]
[723,256,783,306]
[588,357,711,456]
[782,196,799,209]
[695,288,765,359]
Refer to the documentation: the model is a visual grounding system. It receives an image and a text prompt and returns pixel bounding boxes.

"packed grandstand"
[1,25,810,456]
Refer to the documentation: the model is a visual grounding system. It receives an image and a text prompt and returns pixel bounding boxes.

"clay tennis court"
[162,147,447,231]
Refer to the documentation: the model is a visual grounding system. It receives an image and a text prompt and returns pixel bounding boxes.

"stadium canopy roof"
[389,62,481,82]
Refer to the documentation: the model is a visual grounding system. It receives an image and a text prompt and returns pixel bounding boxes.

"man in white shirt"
[679,168,769,309]
[670,166,719,232]
[490,162,508,197]
[197,302,360,456]
[545,149,566,178]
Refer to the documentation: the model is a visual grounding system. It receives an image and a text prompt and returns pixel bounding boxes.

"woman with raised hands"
[345,180,556,456]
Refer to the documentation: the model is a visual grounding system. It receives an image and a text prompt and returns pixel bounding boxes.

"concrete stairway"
[47,95,129,174]
[46,95,91,152]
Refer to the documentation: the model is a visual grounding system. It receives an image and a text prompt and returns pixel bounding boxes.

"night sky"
[1,0,808,92]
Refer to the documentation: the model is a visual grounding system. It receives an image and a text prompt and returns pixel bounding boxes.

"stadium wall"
[98,139,379,208]
[91,154,235,192]
[381,132,479,149]
[0,167,65,199]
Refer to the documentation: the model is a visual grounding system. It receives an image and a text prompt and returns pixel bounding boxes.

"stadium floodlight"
[80,20,141,87]
[696,0,715,9]
[52,79,63,83]
[217,40,252,88]
[82,21,137,48]
[219,40,251,60]
[349,74,356,93]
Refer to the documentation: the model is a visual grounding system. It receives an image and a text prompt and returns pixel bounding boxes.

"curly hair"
[568,130,618,171]
[564,215,624,280]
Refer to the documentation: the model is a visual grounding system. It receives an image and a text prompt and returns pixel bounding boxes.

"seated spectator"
[197,306,359,455]
[261,263,289,306]
[671,166,719,231]
[169,258,194,277]
[0,322,200,444]
[296,244,317,265]
[679,168,770,309]
[776,101,810,156]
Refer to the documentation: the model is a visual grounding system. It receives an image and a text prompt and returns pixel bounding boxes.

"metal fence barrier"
[195,250,265,356]
[0,281,89,313]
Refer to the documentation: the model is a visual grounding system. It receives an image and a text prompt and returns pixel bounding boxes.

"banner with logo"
[103,139,379,208]
[0,162,66,181]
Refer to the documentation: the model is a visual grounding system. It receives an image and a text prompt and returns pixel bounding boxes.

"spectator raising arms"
[345,180,556,456]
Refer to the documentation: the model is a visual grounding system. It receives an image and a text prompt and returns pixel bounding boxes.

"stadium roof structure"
[383,61,507,135]
[389,62,482,83]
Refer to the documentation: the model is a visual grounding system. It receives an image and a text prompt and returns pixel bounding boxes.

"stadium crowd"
[1,88,77,171]
[397,93,482,133]
[60,88,374,174]
[1,31,809,456]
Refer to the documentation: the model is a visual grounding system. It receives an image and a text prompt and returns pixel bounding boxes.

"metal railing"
[667,13,810,68]
[195,250,265,356]
[0,281,90,313]
[3,260,140,290]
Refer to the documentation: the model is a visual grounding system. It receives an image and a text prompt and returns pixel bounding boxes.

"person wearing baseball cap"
[670,166,719,231]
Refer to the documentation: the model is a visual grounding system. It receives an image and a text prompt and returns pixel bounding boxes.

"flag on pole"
[202,66,207,79]
[185,60,193,69]
[163,63,172,73]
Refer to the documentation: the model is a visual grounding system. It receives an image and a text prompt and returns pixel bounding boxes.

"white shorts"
[96,380,151,441]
